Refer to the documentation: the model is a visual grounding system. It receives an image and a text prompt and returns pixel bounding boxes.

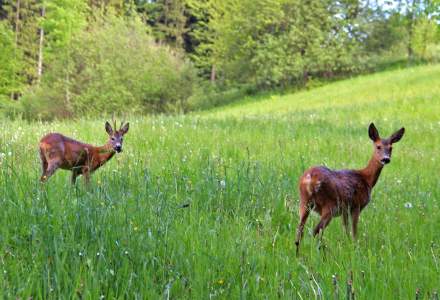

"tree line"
[0,0,439,119]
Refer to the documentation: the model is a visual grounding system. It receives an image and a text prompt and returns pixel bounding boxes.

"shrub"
[21,12,198,120]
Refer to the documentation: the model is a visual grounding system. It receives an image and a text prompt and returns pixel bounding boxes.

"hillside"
[203,64,440,123]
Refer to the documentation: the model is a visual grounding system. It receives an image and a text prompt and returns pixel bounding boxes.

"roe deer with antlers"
[295,123,405,255]
[39,121,129,184]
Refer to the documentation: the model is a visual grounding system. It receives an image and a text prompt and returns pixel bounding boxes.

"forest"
[0,0,439,119]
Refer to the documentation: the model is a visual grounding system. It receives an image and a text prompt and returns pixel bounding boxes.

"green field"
[1,64,440,299]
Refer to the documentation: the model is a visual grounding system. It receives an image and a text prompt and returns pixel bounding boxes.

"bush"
[187,81,257,111]
[21,12,198,120]
[424,44,440,62]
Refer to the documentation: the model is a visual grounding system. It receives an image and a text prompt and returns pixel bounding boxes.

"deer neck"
[359,155,384,188]
[93,143,115,169]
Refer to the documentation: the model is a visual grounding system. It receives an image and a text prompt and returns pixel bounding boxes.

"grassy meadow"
[1,64,440,298]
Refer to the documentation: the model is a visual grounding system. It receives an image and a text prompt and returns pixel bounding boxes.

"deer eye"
[111,137,115,141]
[376,145,381,150]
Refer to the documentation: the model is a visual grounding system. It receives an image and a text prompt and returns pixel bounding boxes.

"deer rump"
[300,166,371,216]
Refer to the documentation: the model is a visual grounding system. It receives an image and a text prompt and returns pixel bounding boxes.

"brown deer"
[295,123,405,255]
[39,121,129,184]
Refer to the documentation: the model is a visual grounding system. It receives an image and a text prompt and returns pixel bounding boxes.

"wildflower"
[220,180,226,188]
[404,202,413,209]
[96,252,100,257]
[218,279,224,285]
[124,250,129,255]
[78,251,84,257]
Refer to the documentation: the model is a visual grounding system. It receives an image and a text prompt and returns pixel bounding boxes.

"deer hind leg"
[313,207,333,237]
[351,206,361,239]
[342,209,350,237]
[295,199,311,256]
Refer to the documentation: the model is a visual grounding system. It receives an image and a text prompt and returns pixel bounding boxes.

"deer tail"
[301,171,322,196]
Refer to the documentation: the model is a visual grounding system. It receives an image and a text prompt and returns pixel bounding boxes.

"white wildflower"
[220,180,226,188]
[404,202,413,209]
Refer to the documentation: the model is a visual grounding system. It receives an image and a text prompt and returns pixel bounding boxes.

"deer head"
[368,123,405,165]
[105,120,130,153]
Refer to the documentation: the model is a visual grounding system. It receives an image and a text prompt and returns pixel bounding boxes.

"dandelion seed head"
[404,202,413,209]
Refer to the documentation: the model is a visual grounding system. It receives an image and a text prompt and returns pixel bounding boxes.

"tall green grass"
[1,64,440,298]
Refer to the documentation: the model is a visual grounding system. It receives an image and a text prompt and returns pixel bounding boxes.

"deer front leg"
[82,166,91,185]
[342,209,350,236]
[39,149,48,181]
[71,169,80,185]
[295,201,310,256]
[41,160,60,182]
[351,206,361,239]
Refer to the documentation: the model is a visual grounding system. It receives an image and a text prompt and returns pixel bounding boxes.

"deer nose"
[381,157,390,164]
[115,144,122,152]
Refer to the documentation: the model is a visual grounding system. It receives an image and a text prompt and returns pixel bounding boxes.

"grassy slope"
[1,64,440,298]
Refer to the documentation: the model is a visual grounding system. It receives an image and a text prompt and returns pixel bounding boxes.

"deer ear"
[390,127,405,143]
[105,121,113,135]
[368,123,380,141]
[120,122,129,135]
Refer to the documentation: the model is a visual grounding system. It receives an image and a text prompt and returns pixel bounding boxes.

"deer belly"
[61,154,87,170]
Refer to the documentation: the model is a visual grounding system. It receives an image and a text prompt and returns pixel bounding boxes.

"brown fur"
[39,121,129,185]
[295,123,405,255]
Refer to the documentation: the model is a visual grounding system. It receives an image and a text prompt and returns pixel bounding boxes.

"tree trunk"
[14,0,20,46]
[37,5,45,83]
[407,0,418,60]
[11,0,20,100]
[210,64,216,82]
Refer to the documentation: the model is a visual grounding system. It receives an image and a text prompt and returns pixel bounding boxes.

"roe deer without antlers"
[39,121,129,184]
[295,123,405,255]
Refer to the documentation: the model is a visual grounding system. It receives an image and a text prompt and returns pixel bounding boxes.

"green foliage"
[21,12,198,120]
[2,0,42,85]
[412,17,440,60]
[0,21,24,100]
[42,0,88,61]
[141,0,187,48]
[363,13,408,54]
[206,0,366,88]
